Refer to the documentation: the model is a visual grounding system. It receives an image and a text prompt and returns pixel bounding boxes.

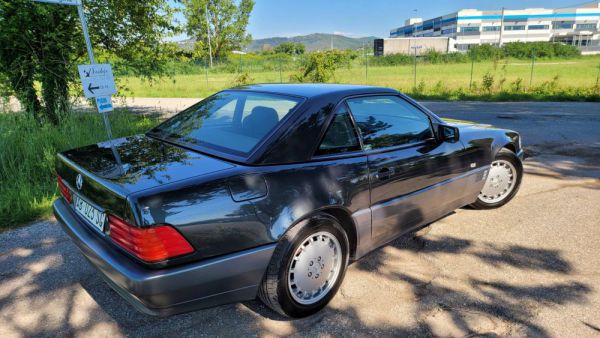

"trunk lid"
[56,134,235,222]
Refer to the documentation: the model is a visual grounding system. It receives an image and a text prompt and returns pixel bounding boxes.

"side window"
[316,105,361,156]
[347,96,433,150]
[210,99,237,122]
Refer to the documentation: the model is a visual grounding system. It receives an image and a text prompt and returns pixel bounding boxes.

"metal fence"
[128,53,600,98]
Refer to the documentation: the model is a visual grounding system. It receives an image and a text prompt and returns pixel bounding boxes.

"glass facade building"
[389,1,600,53]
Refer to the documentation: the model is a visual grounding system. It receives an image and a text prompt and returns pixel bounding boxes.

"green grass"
[0,111,159,230]
[121,56,600,101]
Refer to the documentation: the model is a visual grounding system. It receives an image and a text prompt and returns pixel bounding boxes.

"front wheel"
[471,148,523,209]
[258,214,349,318]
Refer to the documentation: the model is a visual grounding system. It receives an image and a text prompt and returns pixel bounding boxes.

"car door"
[346,95,468,247]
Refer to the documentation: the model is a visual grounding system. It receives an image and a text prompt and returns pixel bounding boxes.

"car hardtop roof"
[229,83,399,98]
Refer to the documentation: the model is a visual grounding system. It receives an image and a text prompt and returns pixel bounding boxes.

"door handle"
[375,167,394,181]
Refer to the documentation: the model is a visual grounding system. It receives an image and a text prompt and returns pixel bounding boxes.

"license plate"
[73,194,106,232]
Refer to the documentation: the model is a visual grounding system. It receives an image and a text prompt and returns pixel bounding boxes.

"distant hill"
[176,33,380,52]
[248,33,379,52]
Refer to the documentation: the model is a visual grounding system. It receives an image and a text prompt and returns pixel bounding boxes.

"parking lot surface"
[1,101,599,337]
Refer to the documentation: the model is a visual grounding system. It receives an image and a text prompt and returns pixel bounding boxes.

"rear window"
[149,91,302,156]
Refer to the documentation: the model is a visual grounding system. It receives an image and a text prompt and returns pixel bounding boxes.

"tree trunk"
[9,57,43,123]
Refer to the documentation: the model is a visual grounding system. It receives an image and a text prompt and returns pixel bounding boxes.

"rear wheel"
[471,148,523,209]
[258,214,349,318]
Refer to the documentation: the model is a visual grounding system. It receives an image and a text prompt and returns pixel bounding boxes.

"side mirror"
[438,124,460,143]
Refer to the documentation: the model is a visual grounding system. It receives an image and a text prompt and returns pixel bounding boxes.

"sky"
[170,0,589,40]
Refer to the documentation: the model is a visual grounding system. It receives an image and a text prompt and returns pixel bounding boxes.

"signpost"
[77,64,116,98]
[95,96,114,113]
[33,0,114,139]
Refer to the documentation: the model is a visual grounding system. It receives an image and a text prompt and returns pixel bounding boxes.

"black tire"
[470,148,523,209]
[258,213,349,318]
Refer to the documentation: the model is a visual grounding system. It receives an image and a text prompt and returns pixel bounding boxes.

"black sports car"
[54,84,523,318]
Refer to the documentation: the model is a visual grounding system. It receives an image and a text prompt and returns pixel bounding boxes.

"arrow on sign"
[88,83,100,94]
[78,64,116,98]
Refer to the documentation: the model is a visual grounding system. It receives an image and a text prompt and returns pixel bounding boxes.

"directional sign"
[78,64,116,98]
[96,96,113,113]
[33,0,81,5]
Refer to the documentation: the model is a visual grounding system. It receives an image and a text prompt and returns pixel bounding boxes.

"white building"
[389,1,600,53]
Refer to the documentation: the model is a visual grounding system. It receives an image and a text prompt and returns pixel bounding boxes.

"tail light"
[108,214,194,262]
[57,176,72,203]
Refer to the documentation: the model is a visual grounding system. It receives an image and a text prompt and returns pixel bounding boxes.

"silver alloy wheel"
[479,159,517,204]
[288,231,343,305]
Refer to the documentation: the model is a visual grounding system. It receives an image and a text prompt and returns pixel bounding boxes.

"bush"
[423,50,470,64]
[482,72,495,93]
[0,111,159,229]
[369,53,413,66]
[233,72,254,86]
[469,44,503,61]
[466,42,580,60]
[291,50,356,83]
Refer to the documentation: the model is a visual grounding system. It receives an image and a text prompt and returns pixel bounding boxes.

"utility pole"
[498,7,505,47]
[205,2,213,67]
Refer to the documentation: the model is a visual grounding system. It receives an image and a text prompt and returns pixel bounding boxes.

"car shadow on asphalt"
[1,218,593,337]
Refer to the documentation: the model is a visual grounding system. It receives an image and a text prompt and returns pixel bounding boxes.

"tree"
[274,42,305,55]
[181,0,254,59]
[0,0,176,124]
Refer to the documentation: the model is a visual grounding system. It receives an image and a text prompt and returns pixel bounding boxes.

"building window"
[553,23,573,30]
[442,28,457,35]
[528,25,550,30]
[482,26,501,32]
[461,26,480,32]
[576,23,597,30]
[505,25,526,31]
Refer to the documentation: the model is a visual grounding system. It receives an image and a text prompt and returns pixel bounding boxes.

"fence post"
[364,46,368,84]
[279,57,283,83]
[205,60,209,87]
[529,51,535,87]
[469,56,474,90]
[413,48,417,89]
[596,64,600,89]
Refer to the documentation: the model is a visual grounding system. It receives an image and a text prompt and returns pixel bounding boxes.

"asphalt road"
[1,101,600,337]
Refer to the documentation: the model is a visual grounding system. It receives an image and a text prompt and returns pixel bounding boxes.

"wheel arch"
[319,207,358,260]
[277,206,358,261]
[502,142,517,153]
[490,131,520,159]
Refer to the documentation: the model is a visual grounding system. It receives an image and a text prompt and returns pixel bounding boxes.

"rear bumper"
[53,199,275,316]
[517,149,525,161]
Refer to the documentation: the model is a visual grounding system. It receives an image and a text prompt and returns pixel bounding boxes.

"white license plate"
[73,194,106,232]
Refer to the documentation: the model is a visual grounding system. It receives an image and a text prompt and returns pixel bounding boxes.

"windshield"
[149,91,303,156]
